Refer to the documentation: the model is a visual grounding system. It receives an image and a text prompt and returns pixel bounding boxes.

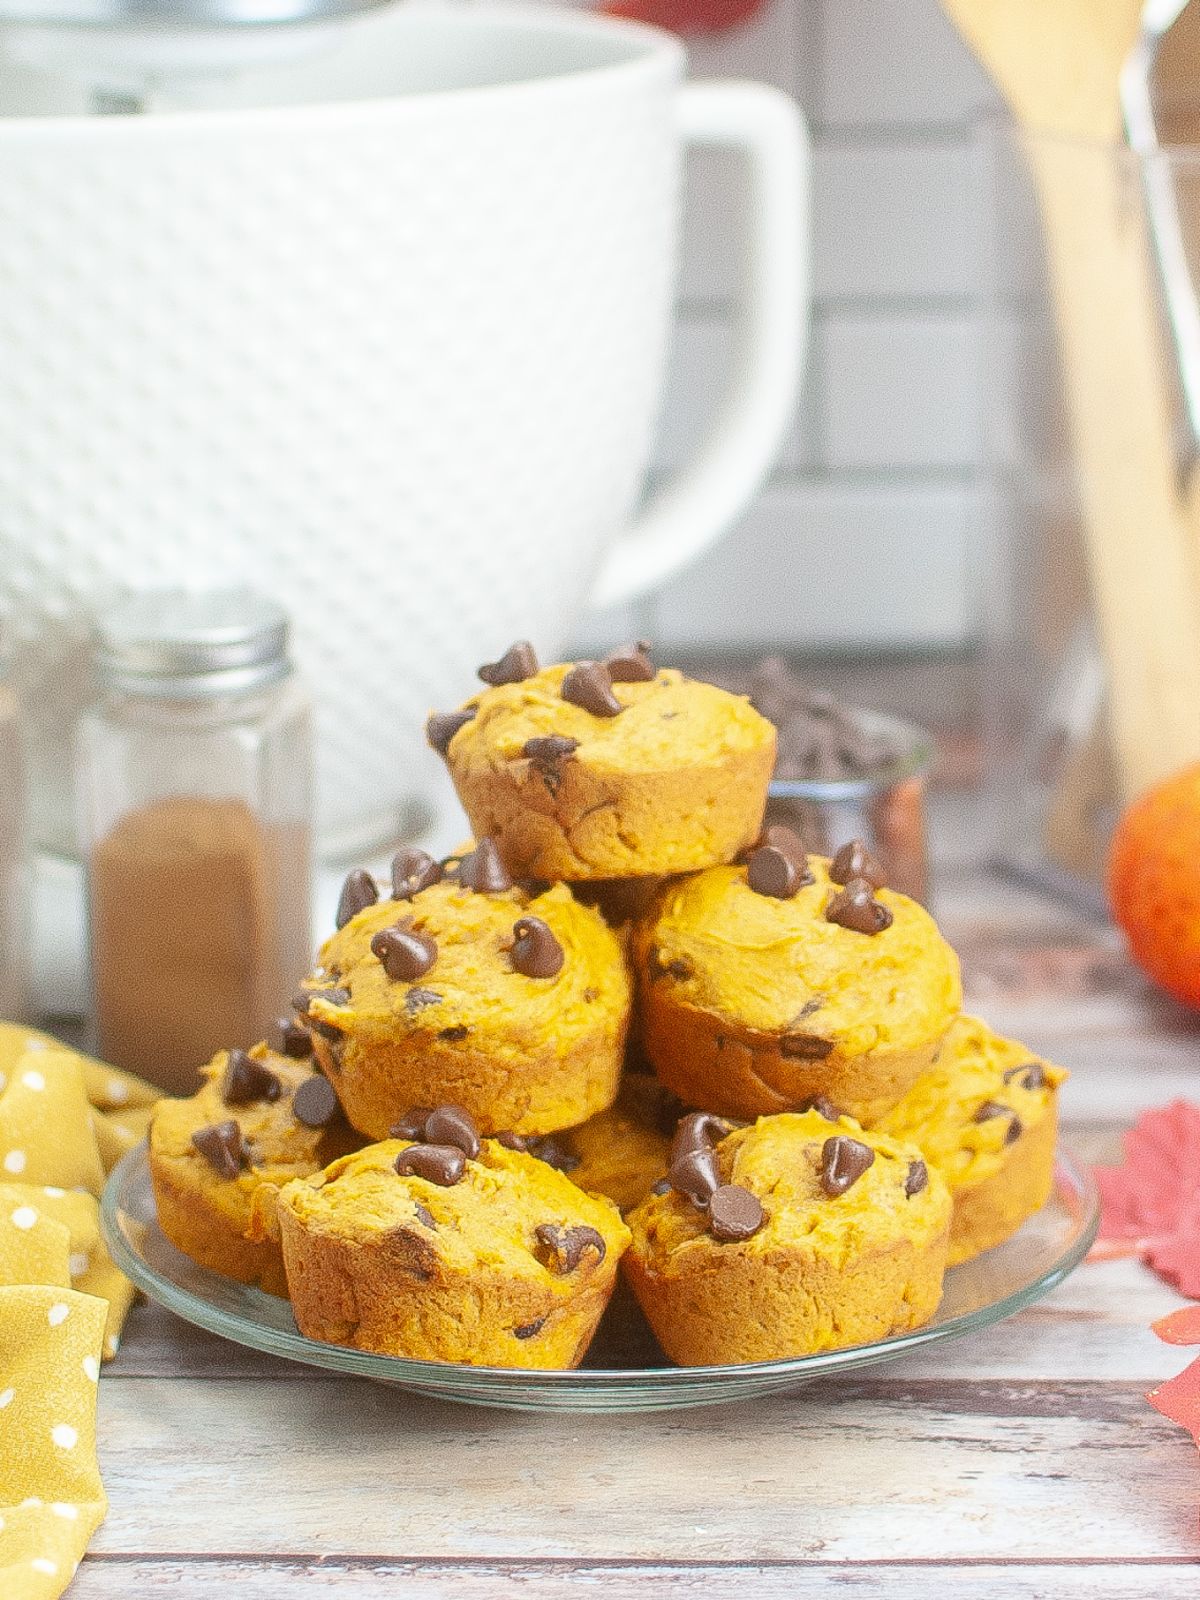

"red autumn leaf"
[601,0,766,37]
[1148,1358,1200,1446]
[1092,1100,1200,1297]
[1154,1307,1200,1346]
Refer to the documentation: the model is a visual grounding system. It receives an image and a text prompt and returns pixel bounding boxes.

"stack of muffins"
[149,642,1066,1370]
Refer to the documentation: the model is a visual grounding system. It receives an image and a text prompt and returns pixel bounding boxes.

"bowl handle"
[588,79,811,609]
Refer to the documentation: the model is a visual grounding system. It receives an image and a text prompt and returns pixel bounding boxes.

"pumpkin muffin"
[149,1038,360,1296]
[427,641,775,881]
[632,837,962,1125]
[296,859,630,1140]
[875,1015,1067,1264]
[522,1073,677,1214]
[623,1108,951,1366]
[276,1106,630,1368]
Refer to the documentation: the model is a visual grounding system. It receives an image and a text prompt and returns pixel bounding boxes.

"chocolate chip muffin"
[632,835,962,1125]
[623,1108,951,1366]
[296,852,631,1140]
[427,641,776,881]
[276,1106,630,1368]
[523,1073,677,1215]
[149,1036,360,1296]
[875,1015,1068,1264]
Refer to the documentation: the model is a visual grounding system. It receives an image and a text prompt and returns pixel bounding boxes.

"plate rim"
[101,1142,1101,1401]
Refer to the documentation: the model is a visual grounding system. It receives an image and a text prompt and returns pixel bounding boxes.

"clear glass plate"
[102,1143,1099,1413]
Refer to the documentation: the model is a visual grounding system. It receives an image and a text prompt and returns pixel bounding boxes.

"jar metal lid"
[95,588,292,698]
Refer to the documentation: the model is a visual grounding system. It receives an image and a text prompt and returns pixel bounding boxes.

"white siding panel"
[818,0,1000,129]
[819,313,979,469]
[653,479,979,650]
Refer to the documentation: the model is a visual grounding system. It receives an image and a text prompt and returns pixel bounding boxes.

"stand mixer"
[0,0,395,109]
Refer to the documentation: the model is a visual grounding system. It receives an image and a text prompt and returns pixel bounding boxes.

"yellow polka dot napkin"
[0,1022,160,1598]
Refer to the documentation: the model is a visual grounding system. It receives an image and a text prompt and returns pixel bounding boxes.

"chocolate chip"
[423,1104,481,1159]
[825,878,893,935]
[191,1120,250,1180]
[669,1111,729,1168]
[438,1024,470,1041]
[425,707,476,755]
[561,660,623,717]
[391,848,443,901]
[525,1136,581,1174]
[294,985,350,1013]
[394,1144,467,1186]
[292,1075,340,1128]
[757,824,811,874]
[798,1095,842,1121]
[479,640,539,686]
[905,1159,929,1197]
[308,1016,345,1045]
[336,868,378,930]
[669,1145,720,1206]
[820,1134,876,1197]
[494,1130,528,1152]
[650,1177,672,1196]
[510,916,565,979]
[514,1316,546,1340]
[534,1222,606,1273]
[372,925,438,981]
[390,1107,434,1140]
[404,987,443,1012]
[273,1017,312,1058]
[1003,1062,1046,1090]
[746,843,807,899]
[523,734,580,768]
[708,1184,766,1242]
[830,839,887,891]
[649,946,693,982]
[458,837,513,894]
[221,1049,282,1107]
[413,1203,437,1230]
[780,1034,834,1060]
[974,1101,1023,1143]
[604,640,655,682]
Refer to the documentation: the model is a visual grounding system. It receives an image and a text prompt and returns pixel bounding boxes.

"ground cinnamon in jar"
[90,796,308,1093]
[78,590,312,1094]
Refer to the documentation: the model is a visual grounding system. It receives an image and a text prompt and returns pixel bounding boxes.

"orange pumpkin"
[1109,764,1200,1008]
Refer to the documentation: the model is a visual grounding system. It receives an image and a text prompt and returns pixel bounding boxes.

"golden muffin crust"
[632,855,962,1124]
[876,1014,1067,1264]
[277,1134,630,1368]
[298,877,630,1139]
[149,1042,361,1296]
[550,1074,676,1214]
[624,1109,951,1366]
[437,660,776,880]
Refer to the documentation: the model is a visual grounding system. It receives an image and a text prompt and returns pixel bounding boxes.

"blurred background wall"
[579,0,1004,661]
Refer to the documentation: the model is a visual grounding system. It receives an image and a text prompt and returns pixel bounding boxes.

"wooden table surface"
[73,847,1200,1597]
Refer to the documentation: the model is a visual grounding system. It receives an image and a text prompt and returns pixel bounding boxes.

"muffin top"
[151,1042,360,1197]
[277,1132,630,1288]
[437,662,774,778]
[633,854,961,1053]
[627,1109,951,1271]
[876,1015,1067,1188]
[550,1075,676,1214]
[299,876,629,1065]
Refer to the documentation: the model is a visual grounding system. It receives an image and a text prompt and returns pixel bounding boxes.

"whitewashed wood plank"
[819,0,1000,129]
[818,312,979,470]
[90,1375,1198,1561]
[64,1560,1200,1600]
[652,479,976,651]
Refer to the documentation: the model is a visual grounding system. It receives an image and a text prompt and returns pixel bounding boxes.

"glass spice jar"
[77,590,312,1093]
[0,643,29,1022]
